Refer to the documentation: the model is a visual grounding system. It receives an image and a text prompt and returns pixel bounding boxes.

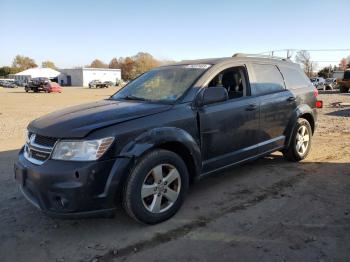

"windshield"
[112,65,211,102]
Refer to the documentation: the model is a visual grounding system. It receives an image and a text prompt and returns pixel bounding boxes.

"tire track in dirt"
[97,172,307,261]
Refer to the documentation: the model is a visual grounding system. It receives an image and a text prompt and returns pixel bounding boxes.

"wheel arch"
[284,104,315,148]
[119,127,202,181]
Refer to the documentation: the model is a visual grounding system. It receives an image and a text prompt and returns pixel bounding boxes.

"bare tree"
[295,50,317,77]
[339,58,349,70]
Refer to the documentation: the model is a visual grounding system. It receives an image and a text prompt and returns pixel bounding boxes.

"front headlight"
[52,137,115,161]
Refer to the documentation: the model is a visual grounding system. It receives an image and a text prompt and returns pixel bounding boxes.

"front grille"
[31,149,51,161]
[24,134,56,165]
[34,135,57,147]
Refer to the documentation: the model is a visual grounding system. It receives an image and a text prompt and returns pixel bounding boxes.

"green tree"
[42,60,57,69]
[12,55,37,70]
[90,59,108,68]
[318,66,333,78]
[0,66,21,76]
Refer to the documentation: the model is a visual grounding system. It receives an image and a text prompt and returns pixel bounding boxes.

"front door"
[198,66,260,173]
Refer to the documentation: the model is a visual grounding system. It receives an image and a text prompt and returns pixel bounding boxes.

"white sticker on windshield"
[184,64,211,69]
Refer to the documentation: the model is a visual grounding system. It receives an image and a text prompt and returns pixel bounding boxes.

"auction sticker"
[184,64,212,69]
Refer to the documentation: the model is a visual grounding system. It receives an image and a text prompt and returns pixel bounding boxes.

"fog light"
[54,196,68,208]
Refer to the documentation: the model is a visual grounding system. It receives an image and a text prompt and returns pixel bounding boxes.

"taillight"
[313,87,318,97]
[316,100,323,108]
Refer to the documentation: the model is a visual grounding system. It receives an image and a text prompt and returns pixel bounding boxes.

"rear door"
[247,63,296,153]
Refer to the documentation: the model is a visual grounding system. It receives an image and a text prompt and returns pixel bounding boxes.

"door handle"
[287,96,296,102]
[246,104,258,111]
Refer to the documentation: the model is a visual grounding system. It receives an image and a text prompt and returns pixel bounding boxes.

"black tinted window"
[279,66,310,89]
[207,66,247,100]
[250,64,285,95]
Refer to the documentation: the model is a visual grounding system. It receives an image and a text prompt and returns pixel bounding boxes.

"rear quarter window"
[279,66,310,89]
[250,64,285,96]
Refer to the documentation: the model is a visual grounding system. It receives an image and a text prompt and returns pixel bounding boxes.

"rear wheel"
[123,149,189,224]
[283,118,312,162]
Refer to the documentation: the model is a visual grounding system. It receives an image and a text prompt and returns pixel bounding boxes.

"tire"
[123,149,189,224]
[339,86,349,93]
[283,118,312,162]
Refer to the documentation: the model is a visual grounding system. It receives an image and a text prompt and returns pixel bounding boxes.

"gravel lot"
[0,87,349,262]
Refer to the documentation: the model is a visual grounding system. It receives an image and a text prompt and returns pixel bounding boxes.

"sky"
[1,0,350,69]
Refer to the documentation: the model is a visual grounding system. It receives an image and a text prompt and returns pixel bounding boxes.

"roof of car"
[166,54,298,67]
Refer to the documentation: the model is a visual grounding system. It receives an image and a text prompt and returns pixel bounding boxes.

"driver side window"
[207,66,247,100]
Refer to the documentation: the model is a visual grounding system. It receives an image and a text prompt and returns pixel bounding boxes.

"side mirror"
[201,87,228,105]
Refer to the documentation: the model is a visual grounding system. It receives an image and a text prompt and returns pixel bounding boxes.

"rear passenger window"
[250,64,285,96]
[279,66,309,89]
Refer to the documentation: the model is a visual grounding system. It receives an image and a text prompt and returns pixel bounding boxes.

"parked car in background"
[0,80,17,88]
[310,77,326,90]
[88,80,102,88]
[103,81,114,87]
[15,54,322,224]
[44,82,62,93]
[324,78,337,90]
[25,78,50,92]
[14,80,27,87]
[89,80,114,88]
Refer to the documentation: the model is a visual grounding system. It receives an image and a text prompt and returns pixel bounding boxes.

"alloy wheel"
[141,164,181,213]
[296,125,310,156]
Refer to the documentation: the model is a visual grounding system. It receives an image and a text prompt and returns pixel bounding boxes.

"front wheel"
[123,149,189,224]
[283,118,312,162]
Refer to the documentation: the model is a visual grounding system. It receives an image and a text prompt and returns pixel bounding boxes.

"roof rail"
[232,53,291,61]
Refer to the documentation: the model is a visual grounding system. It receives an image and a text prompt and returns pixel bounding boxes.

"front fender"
[101,127,201,205]
[119,127,202,172]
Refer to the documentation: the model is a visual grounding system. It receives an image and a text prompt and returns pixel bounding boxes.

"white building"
[11,67,61,84]
[58,68,121,87]
[333,70,344,80]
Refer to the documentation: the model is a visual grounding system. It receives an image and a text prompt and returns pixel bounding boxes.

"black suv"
[14,54,319,224]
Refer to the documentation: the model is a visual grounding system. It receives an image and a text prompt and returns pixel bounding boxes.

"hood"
[28,99,172,138]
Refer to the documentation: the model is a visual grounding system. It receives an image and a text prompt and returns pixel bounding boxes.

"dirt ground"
[0,87,349,262]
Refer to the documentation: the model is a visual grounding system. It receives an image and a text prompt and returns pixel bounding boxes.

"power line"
[259,48,350,54]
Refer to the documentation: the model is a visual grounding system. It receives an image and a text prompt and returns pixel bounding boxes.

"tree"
[90,59,108,68]
[0,66,21,77]
[42,60,57,69]
[339,58,349,70]
[120,57,136,81]
[12,55,37,70]
[109,58,120,69]
[318,66,333,78]
[295,50,317,77]
[133,52,160,76]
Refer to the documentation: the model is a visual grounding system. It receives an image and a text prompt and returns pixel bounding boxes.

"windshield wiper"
[123,95,148,101]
